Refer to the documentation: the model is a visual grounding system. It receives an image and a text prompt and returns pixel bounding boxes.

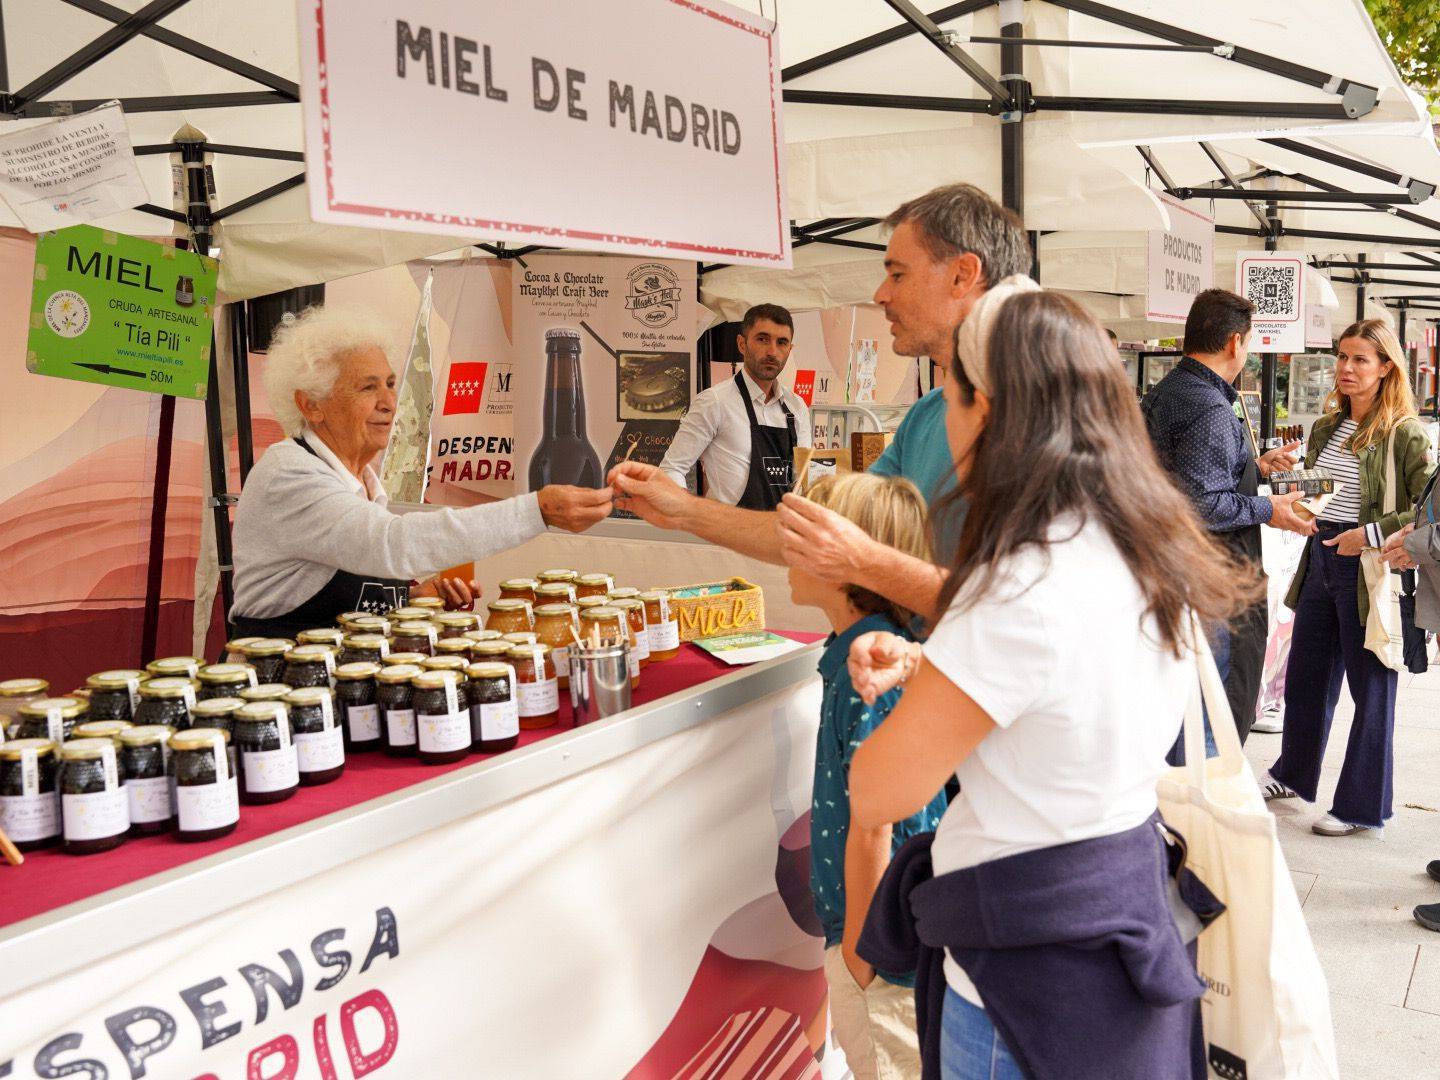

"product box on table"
[666,578,765,642]
[1268,467,1335,496]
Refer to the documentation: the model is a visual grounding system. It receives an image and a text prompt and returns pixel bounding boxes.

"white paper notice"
[0,102,148,231]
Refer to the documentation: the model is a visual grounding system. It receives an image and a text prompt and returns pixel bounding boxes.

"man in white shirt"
[659,304,812,509]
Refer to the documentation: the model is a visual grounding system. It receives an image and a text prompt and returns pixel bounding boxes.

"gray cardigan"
[1403,469,1440,631]
[232,439,545,620]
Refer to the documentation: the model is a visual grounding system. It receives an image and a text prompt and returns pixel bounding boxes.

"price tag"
[320,694,335,730]
[182,684,197,712]
[442,672,459,717]
[246,667,259,688]
[20,747,38,795]
[100,742,118,789]
[214,738,228,782]
[273,703,291,747]
[124,675,141,713]
[379,639,391,658]
[45,705,63,745]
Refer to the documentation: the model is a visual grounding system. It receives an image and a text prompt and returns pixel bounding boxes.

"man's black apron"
[1221,452,1267,743]
[734,373,798,511]
[229,438,410,640]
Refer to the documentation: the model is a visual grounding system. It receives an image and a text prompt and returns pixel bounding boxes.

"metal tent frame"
[2,0,1431,639]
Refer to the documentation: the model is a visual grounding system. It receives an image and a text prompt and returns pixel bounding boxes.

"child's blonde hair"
[802,472,933,627]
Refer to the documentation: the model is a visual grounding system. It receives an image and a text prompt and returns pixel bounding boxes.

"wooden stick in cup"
[0,823,23,867]
[622,437,639,464]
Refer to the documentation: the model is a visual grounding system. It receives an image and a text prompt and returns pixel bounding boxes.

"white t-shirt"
[922,516,1192,1001]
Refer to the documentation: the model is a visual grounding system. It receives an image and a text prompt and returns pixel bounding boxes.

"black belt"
[1315,520,1359,532]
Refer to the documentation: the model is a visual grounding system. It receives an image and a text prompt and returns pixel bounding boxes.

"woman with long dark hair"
[846,286,1258,1079]
[1263,319,1431,835]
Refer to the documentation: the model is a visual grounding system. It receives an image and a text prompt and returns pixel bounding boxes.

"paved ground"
[1246,664,1440,1079]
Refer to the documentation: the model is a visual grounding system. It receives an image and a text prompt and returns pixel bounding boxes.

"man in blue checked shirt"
[1142,289,1315,742]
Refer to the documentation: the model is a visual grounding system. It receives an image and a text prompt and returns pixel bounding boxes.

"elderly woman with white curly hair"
[230,306,611,638]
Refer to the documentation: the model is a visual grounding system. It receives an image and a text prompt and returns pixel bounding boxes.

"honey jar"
[640,590,681,661]
[533,602,580,690]
[433,612,480,640]
[575,573,615,599]
[611,598,652,669]
[486,599,534,635]
[535,581,577,605]
[508,644,559,729]
[391,621,438,655]
[499,578,540,607]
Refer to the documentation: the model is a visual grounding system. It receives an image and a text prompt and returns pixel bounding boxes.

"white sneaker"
[1260,772,1298,801]
[1251,711,1283,734]
[1311,813,1381,837]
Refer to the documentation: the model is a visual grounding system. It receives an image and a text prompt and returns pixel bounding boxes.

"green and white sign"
[25,224,218,399]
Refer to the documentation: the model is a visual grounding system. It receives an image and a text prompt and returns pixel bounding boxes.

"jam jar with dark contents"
[433,638,473,664]
[197,663,258,701]
[420,654,468,676]
[334,662,383,752]
[575,572,614,599]
[611,598,652,670]
[296,627,345,651]
[376,663,421,756]
[134,678,196,730]
[499,578,540,607]
[349,615,392,638]
[467,662,518,753]
[282,645,336,689]
[411,670,471,765]
[339,633,390,666]
[73,719,133,743]
[640,591,680,662]
[171,728,239,842]
[233,702,299,805]
[462,629,504,648]
[335,611,369,633]
[14,696,88,744]
[468,640,514,664]
[285,687,344,786]
[59,737,129,855]
[432,612,480,640]
[146,656,203,680]
[84,670,145,722]
[534,581,577,606]
[0,738,62,851]
[241,639,294,684]
[190,697,242,736]
[485,599,533,635]
[222,637,262,664]
[509,644,559,729]
[388,606,432,624]
[118,724,175,835]
[0,678,49,736]
[382,652,429,669]
[390,621,437,656]
[533,602,579,691]
[408,596,445,613]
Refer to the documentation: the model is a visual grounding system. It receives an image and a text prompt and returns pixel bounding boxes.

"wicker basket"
[667,578,765,642]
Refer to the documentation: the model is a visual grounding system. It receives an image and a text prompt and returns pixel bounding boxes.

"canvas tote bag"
[1361,425,1407,670]
[1156,631,1339,1080]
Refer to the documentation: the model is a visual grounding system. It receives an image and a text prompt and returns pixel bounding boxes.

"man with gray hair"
[610,182,1032,621]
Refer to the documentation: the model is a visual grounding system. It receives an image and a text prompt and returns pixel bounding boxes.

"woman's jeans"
[941,988,1025,1080]
[1270,525,1397,828]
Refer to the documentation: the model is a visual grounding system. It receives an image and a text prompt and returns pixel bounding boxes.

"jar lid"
[59,737,117,761]
[172,727,230,751]
[376,663,423,684]
[137,677,195,700]
[433,612,479,628]
[198,663,256,685]
[285,686,333,706]
[412,670,460,690]
[466,663,512,680]
[501,631,537,645]
[638,590,672,602]
[342,633,389,650]
[393,621,435,636]
[537,569,578,582]
[500,577,540,590]
[506,643,552,661]
[350,615,392,634]
[383,652,430,667]
[408,596,445,610]
[235,701,286,723]
[242,638,293,657]
[296,628,344,646]
[0,678,48,698]
[469,640,513,657]
[335,662,382,680]
[610,598,645,611]
[434,641,470,658]
[420,656,468,672]
[487,599,531,613]
[388,606,432,622]
[118,724,174,747]
[607,587,641,600]
[20,696,88,719]
[535,584,576,601]
[0,737,57,760]
[73,720,133,740]
[86,669,146,690]
[578,573,613,586]
[336,610,368,627]
[239,683,291,701]
[285,644,336,663]
[580,606,625,622]
[225,636,264,652]
[192,697,244,716]
[575,596,609,610]
[147,656,203,677]
[534,602,577,618]
[462,629,503,643]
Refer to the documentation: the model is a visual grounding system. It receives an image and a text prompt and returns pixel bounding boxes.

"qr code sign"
[1244,263,1298,317]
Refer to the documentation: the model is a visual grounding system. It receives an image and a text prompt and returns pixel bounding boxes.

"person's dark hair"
[1106,327,1119,345]
[933,291,1261,656]
[1183,289,1255,356]
[740,303,794,337]
[883,183,1031,283]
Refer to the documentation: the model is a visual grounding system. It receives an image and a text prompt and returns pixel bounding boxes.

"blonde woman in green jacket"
[1262,319,1433,835]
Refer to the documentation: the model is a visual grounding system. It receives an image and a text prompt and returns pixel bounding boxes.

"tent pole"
[0,0,9,94]
[139,395,176,662]
[999,0,1027,252]
[1356,253,1368,322]
[1259,201,1279,444]
[230,303,255,483]
[1399,306,1410,386]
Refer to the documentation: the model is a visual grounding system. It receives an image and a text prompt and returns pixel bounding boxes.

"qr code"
[1244,263,1297,316]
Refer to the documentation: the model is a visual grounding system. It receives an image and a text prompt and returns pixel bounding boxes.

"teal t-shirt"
[868,387,963,559]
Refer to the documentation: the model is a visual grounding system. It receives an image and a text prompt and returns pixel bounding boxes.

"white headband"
[954,275,1042,399]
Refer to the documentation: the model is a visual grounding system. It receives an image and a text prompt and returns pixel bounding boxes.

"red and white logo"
[442,362,488,415]
[791,369,816,407]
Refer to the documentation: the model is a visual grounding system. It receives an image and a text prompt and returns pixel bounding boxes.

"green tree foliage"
[1365,0,1440,96]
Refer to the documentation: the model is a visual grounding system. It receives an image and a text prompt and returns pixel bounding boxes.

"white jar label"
[631,626,651,663]
[178,777,240,832]
[627,650,641,681]
[477,701,519,741]
[242,746,299,793]
[346,703,381,741]
[62,787,129,841]
[45,708,63,745]
[649,619,680,652]
[385,708,417,747]
[517,678,559,717]
[182,685,197,712]
[296,726,345,772]
[0,792,60,842]
[126,776,173,824]
[124,675,142,713]
[417,711,470,754]
[553,646,571,679]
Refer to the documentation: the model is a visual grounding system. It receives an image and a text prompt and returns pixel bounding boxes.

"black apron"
[734,373,799,510]
[229,438,410,640]
[1220,452,1266,742]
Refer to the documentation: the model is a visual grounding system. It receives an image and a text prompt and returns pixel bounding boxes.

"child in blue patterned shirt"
[789,472,947,1080]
